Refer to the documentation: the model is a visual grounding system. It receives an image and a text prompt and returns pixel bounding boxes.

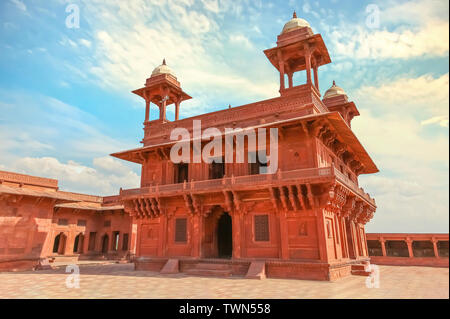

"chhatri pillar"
[132,59,191,126]
[264,11,331,96]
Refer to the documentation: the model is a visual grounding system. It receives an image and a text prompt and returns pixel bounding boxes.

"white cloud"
[6,157,139,196]
[229,33,253,49]
[79,38,92,48]
[330,21,449,60]
[54,0,278,118]
[0,90,139,162]
[421,116,449,128]
[355,73,449,125]
[352,73,449,233]
[326,0,449,60]
[10,0,26,11]
[200,0,220,13]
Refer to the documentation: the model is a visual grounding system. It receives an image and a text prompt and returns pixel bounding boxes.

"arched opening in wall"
[101,234,109,254]
[52,233,66,255]
[73,233,84,254]
[438,241,449,257]
[217,213,232,258]
[367,240,383,256]
[52,233,61,253]
[385,240,409,257]
[412,241,435,257]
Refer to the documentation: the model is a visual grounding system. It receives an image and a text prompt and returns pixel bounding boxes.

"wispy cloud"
[10,0,26,12]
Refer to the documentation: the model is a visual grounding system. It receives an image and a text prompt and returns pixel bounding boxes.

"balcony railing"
[120,166,375,205]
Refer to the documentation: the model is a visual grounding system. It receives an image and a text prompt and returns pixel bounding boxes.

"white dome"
[151,59,176,78]
[282,11,310,34]
[324,81,347,99]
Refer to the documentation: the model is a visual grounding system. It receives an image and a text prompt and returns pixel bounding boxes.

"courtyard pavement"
[0,263,448,299]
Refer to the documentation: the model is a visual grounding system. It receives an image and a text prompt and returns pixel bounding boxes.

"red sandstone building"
[1,13,448,279]
[0,170,136,271]
[110,13,379,280]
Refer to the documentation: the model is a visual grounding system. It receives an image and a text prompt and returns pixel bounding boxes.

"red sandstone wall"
[0,196,54,270]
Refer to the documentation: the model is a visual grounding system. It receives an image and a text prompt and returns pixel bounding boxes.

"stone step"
[245,261,266,280]
[160,259,179,274]
[351,270,371,277]
[186,268,232,278]
[351,264,366,271]
[193,263,231,270]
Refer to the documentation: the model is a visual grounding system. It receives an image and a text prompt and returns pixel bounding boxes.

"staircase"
[351,263,372,276]
[185,262,233,278]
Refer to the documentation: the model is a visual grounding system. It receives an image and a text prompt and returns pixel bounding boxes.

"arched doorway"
[52,232,66,255]
[101,234,109,254]
[73,233,84,254]
[217,213,232,258]
[52,234,61,253]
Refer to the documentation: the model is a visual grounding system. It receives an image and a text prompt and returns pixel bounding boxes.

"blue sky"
[0,0,448,233]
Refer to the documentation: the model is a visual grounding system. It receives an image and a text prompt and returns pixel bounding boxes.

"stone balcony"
[119,166,375,207]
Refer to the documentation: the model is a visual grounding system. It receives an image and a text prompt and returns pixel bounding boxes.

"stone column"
[64,232,74,255]
[158,215,167,257]
[175,100,180,121]
[288,73,293,88]
[135,221,142,257]
[406,238,413,258]
[191,214,201,258]
[159,102,166,122]
[432,238,440,258]
[279,211,289,259]
[305,45,312,84]
[380,238,387,257]
[144,99,150,122]
[277,51,285,91]
[313,64,319,91]
[232,212,241,259]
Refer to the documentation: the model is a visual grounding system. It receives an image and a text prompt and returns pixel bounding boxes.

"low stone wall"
[135,257,363,281]
[370,256,449,268]
[0,258,40,272]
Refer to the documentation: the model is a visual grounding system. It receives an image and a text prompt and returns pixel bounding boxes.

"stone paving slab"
[0,264,448,299]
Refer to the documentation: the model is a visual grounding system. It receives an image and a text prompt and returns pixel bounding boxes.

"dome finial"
[332,80,336,86]
[293,11,297,19]
[162,58,166,65]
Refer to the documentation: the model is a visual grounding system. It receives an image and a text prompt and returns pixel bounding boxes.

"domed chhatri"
[151,59,177,78]
[323,80,347,99]
[281,11,311,34]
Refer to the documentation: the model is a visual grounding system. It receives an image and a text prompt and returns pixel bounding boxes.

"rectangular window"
[210,157,225,179]
[175,163,189,183]
[112,231,120,251]
[88,232,96,251]
[175,218,187,243]
[58,218,68,226]
[122,233,129,251]
[77,219,86,226]
[254,215,269,241]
